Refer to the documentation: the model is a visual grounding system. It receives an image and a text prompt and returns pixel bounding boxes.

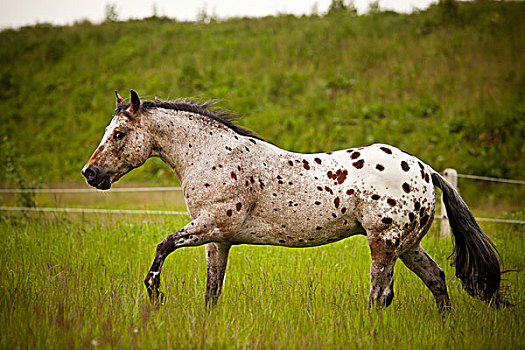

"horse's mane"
[115,98,263,141]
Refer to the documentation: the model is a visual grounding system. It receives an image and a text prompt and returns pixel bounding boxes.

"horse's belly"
[231,215,365,247]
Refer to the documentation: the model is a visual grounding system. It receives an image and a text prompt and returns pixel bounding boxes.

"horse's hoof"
[147,287,165,305]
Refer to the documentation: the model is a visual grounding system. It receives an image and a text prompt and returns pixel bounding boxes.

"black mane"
[115,98,263,141]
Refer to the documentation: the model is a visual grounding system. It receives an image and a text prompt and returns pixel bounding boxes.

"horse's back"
[235,143,436,248]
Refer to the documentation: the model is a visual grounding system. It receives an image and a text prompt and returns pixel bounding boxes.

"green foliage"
[0,137,40,208]
[0,1,523,189]
[104,3,119,23]
[328,0,357,15]
[0,215,523,348]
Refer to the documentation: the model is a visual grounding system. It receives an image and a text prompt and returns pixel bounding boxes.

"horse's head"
[82,90,152,190]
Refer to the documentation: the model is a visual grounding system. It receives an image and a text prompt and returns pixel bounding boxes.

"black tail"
[431,172,504,306]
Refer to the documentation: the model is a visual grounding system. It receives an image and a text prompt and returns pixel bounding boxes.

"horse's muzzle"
[82,164,112,190]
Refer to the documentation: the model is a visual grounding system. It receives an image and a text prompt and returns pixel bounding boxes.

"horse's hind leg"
[400,244,450,311]
[368,236,398,308]
[205,242,231,308]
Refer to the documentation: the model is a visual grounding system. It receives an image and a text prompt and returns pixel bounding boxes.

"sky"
[0,0,437,29]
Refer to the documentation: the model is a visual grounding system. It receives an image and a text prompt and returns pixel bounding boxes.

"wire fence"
[0,206,188,216]
[0,186,182,194]
[2,205,523,225]
[456,174,525,185]
[1,172,523,224]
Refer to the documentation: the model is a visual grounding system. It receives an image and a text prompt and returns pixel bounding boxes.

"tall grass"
[0,214,523,349]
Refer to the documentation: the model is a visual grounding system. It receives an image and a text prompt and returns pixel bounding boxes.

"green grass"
[0,2,524,347]
[0,214,523,349]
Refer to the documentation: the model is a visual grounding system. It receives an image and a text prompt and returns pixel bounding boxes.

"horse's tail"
[431,171,505,306]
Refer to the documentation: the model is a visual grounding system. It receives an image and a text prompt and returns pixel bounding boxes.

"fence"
[1,170,524,235]
[437,169,525,236]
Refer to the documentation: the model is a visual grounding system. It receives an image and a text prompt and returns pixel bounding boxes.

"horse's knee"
[144,270,159,288]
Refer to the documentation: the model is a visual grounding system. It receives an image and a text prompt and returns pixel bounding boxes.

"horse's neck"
[148,109,253,184]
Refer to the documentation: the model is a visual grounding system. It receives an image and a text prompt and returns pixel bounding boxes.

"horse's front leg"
[144,214,218,304]
[205,242,231,308]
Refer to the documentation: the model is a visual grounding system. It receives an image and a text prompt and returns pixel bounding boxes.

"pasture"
[1,204,523,349]
[1,1,524,348]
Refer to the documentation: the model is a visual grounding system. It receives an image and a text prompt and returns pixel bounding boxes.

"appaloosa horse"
[83,90,505,310]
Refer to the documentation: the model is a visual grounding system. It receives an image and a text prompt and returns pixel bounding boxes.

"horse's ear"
[130,90,141,114]
[115,91,125,105]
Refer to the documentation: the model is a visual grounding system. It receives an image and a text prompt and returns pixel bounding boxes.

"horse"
[82,90,505,310]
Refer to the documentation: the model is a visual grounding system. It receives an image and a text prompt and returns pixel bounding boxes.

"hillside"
[0,1,523,194]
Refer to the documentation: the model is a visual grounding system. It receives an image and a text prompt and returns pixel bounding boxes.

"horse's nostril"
[83,167,96,180]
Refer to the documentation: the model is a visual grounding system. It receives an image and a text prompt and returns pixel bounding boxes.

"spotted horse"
[83,90,506,310]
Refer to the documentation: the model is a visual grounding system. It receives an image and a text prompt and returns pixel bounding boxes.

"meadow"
[0,211,523,349]
[1,1,524,349]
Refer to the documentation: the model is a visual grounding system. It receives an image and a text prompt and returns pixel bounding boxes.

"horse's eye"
[113,131,126,141]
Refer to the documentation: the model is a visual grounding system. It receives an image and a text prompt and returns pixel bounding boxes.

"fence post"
[440,168,457,237]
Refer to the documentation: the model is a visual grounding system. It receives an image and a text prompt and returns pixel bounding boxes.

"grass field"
[0,210,523,349]
[1,1,524,348]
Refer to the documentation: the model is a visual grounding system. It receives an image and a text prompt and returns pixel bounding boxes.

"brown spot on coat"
[334,197,340,208]
[380,147,392,154]
[382,217,393,224]
[420,214,429,227]
[346,189,355,195]
[352,159,365,169]
[324,186,333,195]
[315,201,321,205]
[402,182,411,193]
[401,161,410,172]
[387,198,396,206]
[226,209,233,217]
[231,172,237,181]
[302,160,310,170]
[376,164,385,171]
[314,158,322,164]
[372,194,380,200]
[236,203,242,211]
[288,160,293,166]
[409,212,415,221]
[414,202,420,211]
[317,186,323,191]
[351,152,360,159]
[336,169,348,184]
